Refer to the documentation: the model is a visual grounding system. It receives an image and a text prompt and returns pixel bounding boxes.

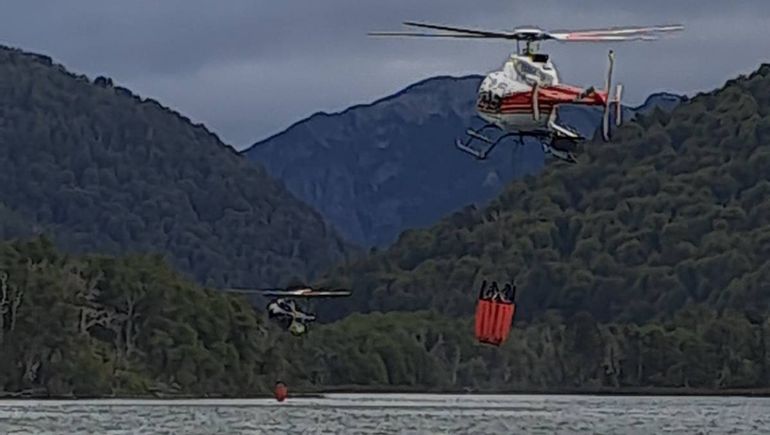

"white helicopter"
[370,21,684,163]
[223,285,351,336]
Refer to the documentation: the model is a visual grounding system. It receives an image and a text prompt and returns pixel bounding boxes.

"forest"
[0,45,352,289]
[1,236,768,397]
[1,42,770,396]
[315,64,770,327]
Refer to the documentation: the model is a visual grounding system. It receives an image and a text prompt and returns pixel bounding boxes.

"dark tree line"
[1,235,767,397]
[0,236,293,397]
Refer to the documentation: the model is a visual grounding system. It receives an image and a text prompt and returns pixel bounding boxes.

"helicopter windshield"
[512,55,558,86]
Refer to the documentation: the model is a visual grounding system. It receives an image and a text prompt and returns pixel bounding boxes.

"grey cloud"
[1,1,768,148]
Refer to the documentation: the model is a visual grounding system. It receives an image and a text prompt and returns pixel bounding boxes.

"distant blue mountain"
[243,76,685,247]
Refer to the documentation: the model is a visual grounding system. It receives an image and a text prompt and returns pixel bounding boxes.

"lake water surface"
[1,393,769,434]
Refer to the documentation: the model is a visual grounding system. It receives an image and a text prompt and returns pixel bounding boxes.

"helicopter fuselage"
[475,53,607,134]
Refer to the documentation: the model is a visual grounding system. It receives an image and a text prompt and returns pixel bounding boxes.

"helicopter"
[222,285,351,336]
[369,21,684,163]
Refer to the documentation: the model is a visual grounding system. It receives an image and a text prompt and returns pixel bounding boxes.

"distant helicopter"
[370,21,684,163]
[223,285,351,336]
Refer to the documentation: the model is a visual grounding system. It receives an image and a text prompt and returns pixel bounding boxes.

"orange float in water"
[274,381,288,402]
[474,280,516,346]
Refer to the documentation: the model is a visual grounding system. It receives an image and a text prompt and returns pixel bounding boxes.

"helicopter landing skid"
[455,120,582,164]
[542,142,578,164]
[455,123,523,160]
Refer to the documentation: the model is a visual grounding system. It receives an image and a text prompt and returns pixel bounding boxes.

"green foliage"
[314,64,770,327]
[0,236,284,397]
[0,46,352,288]
[279,64,770,391]
[288,308,770,391]
[1,233,768,396]
[2,49,770,395]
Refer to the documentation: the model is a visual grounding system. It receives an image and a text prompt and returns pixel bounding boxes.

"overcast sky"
[1,1,768,149]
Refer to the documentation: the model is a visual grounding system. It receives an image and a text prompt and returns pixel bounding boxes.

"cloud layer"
[1,1,767,148]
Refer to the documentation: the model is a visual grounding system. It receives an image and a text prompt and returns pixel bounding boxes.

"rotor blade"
[549,24,683,41]
[222,288,282,293]
[221,287,313,295]
[553,34,661,42]
[556,24,683,35]
[303,291,351,297]
[368,32,489,38]
[402,21,518,38]
[224,288,348,296]
[262,290,352,298]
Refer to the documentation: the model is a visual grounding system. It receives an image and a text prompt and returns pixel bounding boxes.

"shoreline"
[3,386,770,400]
[311,385,770,398]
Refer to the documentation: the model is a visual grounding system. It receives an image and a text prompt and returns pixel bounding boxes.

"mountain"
[635,92,689,115]
[244,76,685,247]
[2,58,767,395]
[0,202,37,241]
[0,45,351,288]
[276,64,770,391]
[312,63,770,325]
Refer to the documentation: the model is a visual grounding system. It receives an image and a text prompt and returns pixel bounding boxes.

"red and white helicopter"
[370,22,684,163]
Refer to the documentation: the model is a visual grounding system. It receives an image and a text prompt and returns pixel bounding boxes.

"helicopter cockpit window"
[532,53,549,63]
[518,62,537,76]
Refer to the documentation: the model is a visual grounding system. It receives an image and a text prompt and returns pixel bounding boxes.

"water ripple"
[1,394,769,434]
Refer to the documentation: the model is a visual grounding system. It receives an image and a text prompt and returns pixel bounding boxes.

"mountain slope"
[312,64,770,324]
[0,45,350,287]
[244,76,684,247]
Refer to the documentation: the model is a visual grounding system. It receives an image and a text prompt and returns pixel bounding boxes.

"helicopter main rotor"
[369,21,683,54]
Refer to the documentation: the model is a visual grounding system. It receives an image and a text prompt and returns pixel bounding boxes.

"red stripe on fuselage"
[499,104,555,109]
[489,85,608,107]
[479,109,553,115]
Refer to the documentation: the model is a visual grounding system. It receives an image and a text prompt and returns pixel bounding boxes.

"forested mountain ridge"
[313,63,770,325]
[0,45,351,287]
[2,56,768,395]
[3,41,768,397]
[3,236,768,397]
[244,75,685,247]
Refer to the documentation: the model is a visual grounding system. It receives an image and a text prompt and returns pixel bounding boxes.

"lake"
[1,393,769,434]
